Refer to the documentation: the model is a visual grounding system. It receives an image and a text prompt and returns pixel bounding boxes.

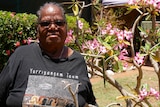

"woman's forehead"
[44,5,60,13]
[40,6,63,19]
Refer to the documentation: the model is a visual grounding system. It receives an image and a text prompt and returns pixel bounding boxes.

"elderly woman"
[0,2,98,107]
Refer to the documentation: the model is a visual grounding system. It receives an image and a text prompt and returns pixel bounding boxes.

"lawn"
[90,66,160,107]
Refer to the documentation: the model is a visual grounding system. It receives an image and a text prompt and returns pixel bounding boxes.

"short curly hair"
[36,2,66,22]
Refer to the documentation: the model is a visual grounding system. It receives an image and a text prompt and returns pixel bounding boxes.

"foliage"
[68,0,133,73]
[126,0,160,64]
[68,0,160,106]
[0,11,37,70]
[65,14,91,51]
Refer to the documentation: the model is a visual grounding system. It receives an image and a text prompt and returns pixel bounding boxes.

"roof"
[102,0,128,7]
[102,0,160,8]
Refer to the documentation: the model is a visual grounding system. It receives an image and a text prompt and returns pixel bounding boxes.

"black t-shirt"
[0,43,97,107]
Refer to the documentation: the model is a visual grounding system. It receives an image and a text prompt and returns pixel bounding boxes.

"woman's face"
[37,5,67,47]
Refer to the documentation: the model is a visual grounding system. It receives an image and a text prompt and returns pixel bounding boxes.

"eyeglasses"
[39,20,66,27]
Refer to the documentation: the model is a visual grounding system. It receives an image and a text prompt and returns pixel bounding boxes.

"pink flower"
[90,39,100,50]
[116,30,124,42]
[109,29,116,35]
[106,23,112,31]
[27,37,33,45]
[101,29,107,35]
[78,20,83,29]
[65,30,74,44]
[6,50,11,56]
[22,39,27,44]
[128,0,136,5]
[139,88,148,100]
[10,12,15,17]
[117,42,126,50]
[14,41,20,47]
[81,43,88,50]
[157,2,160,9]
[82,39,100,52]
[128,0,160,11]
[149,88,160,99]
[134,52,144,65]
[124,30,133,41]
[139,87,160,100]
[123,62,128,69]
[18,31,23,35]
[99,46,107,54]
[118,49,128,60]
[110,28,119,35]
[150,88,158,95]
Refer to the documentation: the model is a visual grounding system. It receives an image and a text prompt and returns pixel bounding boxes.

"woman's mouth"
[48,33,59,37]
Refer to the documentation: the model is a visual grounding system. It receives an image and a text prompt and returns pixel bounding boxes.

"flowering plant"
[127,0,160,64]
[68,0,160,106]
[0,11,37,70]
[139,84,160,101]
[116,83,160,107]
[80,22,133,72]
[67,1,135,73]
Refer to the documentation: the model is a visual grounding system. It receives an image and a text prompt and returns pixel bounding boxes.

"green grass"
[91,67,160,107]
[92,79,127,107]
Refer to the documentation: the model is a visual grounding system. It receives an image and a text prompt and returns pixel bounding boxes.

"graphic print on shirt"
[22,75,79,107]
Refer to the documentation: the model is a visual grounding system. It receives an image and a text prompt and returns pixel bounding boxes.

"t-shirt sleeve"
[0,61,12,106]
[0,53,17,106]
[0,48,24,106]
[77,55,98,106]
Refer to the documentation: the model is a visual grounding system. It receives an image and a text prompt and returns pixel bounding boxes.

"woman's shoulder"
[14,43,38,55]
[68,48,84,60]
[16,43,37,50]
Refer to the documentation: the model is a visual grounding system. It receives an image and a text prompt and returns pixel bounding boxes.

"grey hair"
[36,2,66,22]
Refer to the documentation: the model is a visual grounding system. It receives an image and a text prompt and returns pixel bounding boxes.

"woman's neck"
[39,43,65,59]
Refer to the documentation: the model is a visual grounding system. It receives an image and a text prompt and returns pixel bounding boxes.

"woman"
[0,2,98,107]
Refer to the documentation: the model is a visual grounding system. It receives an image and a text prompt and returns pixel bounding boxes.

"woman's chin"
[47,37,61,44]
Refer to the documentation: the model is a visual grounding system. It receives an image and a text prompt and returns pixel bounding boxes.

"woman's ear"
[36,22,39,30]
[36,26,40,39]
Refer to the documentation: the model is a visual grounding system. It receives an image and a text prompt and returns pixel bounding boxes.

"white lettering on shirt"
[29,68,78,79]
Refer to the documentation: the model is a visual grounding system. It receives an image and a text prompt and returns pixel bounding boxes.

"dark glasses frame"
[39,20,66,27]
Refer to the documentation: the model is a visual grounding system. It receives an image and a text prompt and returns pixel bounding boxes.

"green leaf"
[151,52,160,62]
[123,40,130,46]
[114,56,118,62]
[137,26,145,33]
[128,5,140,9]
[104,36,112,42]
[72,4,79,16]
[103,42,112,50]
[97,37,112,50]
[141,83,148,90]
[116,95,135,100]
[125,9,133,15]
[113,60,123,72]
[145,41,151,51]
[145,14,151,21]
[97,37,103,43]
[94,5,101,10]
[118,61,123,71]
[139,53,147,57]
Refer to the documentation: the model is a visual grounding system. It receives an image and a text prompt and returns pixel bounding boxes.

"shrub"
[0,11,37,70]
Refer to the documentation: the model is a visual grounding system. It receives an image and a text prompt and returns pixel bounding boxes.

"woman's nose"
[48,23,58,30]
